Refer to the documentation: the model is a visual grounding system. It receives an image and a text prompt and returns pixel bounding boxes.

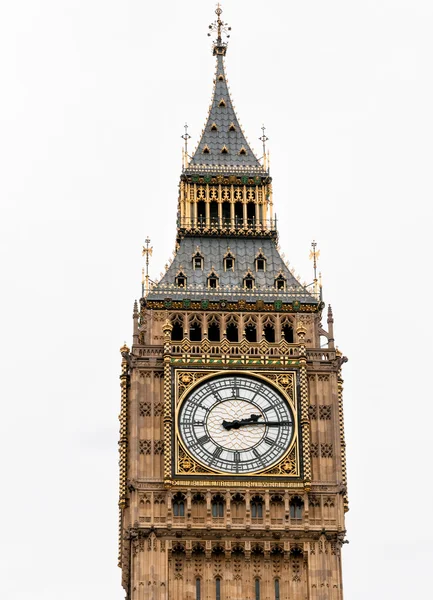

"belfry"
[118,6,349,599]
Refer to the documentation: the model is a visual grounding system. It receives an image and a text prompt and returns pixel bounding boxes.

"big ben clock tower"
[118,6,349,600]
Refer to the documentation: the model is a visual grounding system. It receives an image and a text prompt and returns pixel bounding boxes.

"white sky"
[1,1,432,598]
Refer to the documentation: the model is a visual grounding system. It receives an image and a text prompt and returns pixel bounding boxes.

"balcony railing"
[177,216,277,234]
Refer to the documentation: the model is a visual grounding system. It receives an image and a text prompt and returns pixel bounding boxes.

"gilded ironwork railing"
[177,216,277,232]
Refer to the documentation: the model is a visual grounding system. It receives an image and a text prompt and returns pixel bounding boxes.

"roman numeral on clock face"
[213,447,223,458]
[197,434,209,445]
[264,436,275,446]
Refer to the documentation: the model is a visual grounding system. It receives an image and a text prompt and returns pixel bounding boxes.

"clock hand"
[222,415,292,430]
[222,414,261,430]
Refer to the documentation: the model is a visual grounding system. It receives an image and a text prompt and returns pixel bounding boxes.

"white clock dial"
[178,374,295,474]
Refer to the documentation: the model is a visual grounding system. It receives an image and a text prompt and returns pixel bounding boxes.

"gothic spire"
[186,6,265,174]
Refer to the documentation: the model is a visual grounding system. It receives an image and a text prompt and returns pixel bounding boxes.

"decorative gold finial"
[181,123,191,169]
[142,236,153,297]
[309,240,320,298]
[259,125,269,169]
[208,4,231,55]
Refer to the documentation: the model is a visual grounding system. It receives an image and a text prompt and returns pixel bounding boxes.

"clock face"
[178,374,295,474]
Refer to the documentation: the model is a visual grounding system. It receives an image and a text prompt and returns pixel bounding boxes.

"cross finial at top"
[208,4,231,55]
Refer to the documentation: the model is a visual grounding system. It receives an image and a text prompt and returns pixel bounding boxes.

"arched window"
[274,274,286,290]
[255,578,261,600]
[172,493,185,517]
[175,271,187,288]
[245,321,257,343]
[196,578,201,600]
[289,496,304,520]
[274,579,280,600]
[247,202,255,225]
[216,578,221,600]
[207,268,219,289]
[212,495,225,518]
[189,316,202,342]
[192,249,204,270]
[282,321,294,343]
[255,250,266,272]
[197,200,206,225]
[208,317,221,342]
[226,318,239,342]
[251,496,263,519]
[224,249,235,271]
[171,315,183,341]
[222,201,230,226]
[263,319,275,343]
[243,271,255,290]
[210,201,218,225]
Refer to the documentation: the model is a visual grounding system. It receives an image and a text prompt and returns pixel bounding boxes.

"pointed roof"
[186,45,265,174]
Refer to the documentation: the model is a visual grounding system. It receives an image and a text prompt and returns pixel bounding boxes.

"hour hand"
[222,415,292,430]
[222,414,261,430]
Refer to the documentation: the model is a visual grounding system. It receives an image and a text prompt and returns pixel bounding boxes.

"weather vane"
[309,240,321,298]
[208,4,231,50]
[142,236,153,297]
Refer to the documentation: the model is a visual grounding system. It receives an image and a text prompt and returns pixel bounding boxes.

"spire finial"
[142,236,153,297]
[208,4,231,55]
[259,125,269,168]
[309,240,321,298]
[181,123,191,169]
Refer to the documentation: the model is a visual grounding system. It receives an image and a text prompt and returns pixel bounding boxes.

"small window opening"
[197,200,206,222]
[189,319,202,342]
[251,497,263,518]
[218,74,224,81]
[202,145,210,154]
[229,122,236,131]
[210,201,218,225]
[255,578,261,600]
[212,495,224,518]
[264,323,275,343]
[289,497,304,520]
[239,147,247,155]
[247,203,255,225]
[218,98,226,107]
[208,277,218,289]
[245,323,257,343]
[222,201,231,224]
[226,322,239,342]
[274,579,280,600]
[282,323,294,343]
[173,494,185,517]
[208,321,220,342]
[196,578,201,600]
[225,257,234,271]
[221,145,229,154]
[244,276,254,290]
[234,202,243,225]
[275,276,286,290]
[193,256,203,270]
[211,123,218,131]
[176,273,187,288]
[216,578,221,600]
[171,320,183,341]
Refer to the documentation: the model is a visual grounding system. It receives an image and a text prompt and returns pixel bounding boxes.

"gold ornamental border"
[172,368,301,480]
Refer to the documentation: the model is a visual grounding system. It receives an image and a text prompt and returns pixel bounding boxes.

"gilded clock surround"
[172,369,301,479]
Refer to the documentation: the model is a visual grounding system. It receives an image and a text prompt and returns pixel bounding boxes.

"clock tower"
[118,6,349,600]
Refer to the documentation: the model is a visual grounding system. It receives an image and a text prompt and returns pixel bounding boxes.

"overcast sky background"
[1,1,432,598]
